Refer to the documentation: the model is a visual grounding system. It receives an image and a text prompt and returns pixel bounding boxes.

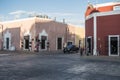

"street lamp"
[0,24,3,50]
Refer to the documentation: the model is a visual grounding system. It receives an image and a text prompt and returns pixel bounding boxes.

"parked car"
[63,44,79,53]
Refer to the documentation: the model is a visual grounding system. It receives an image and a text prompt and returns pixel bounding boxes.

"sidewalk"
[81,55,120,62]
[0,50,63,54]
[0,50,120,62]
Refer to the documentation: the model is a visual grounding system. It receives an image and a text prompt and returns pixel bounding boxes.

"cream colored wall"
[68,24,85,47]
[75,27,85,48]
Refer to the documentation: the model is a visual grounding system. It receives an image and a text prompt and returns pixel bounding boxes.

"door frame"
[86,36,92,55]
[40,36,47,50]
[6,38,9,50]
[108,35,119,56]
[24,36,29,50]
[3,30,11,50]
[23,31,31,51]
[39,30,48,51]
[56,37,64,50]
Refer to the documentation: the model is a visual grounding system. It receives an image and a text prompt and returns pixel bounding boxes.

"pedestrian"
[80,47,83,56]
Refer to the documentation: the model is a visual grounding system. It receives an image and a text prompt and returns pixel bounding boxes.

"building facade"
[85,2,120,56]
[0,17,85,52]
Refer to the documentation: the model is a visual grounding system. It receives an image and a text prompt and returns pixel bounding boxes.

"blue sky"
[0,0,115,27]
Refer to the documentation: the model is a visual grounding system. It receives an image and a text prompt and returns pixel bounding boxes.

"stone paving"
[0,51,120,80]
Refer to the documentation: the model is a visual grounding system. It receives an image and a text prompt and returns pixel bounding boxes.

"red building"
[85,2,120,56]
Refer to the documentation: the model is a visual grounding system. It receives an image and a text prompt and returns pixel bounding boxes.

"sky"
[0,0,116,27]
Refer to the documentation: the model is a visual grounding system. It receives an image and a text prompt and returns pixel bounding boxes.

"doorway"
[41,36,47,49]
[6,38,9,49]
[24,36,29,50]
[57,37,62,50]
[86,37,92,55]
[4,30,11,50]
[109,35,119,56]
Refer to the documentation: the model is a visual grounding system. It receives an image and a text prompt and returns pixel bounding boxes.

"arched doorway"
[3,30,11,50]
[39,30,48,51]
[23,31,31,51]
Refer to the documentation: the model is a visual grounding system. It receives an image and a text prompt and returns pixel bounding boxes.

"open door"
[24,35,29,50]
[41,36,47,50]
[86,37,92,55]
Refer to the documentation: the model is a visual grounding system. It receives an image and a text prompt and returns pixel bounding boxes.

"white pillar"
[93,13,97,55]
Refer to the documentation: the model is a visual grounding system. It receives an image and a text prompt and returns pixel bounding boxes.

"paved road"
[0,51,120,80]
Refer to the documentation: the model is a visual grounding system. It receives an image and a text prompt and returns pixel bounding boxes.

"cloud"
[9,10,42,18]
[9,10,79,18]
[9,10,27,19]
[46,12,79,17]
[26,11,41,17]
[9,10,26,15]
[8,10,84,27]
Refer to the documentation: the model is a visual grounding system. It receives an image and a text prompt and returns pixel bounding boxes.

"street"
[0,51,120,80]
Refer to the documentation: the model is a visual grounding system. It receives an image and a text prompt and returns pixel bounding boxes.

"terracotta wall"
[85,3,120,17]
[85,18,94,37]
[97,14,120,55]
